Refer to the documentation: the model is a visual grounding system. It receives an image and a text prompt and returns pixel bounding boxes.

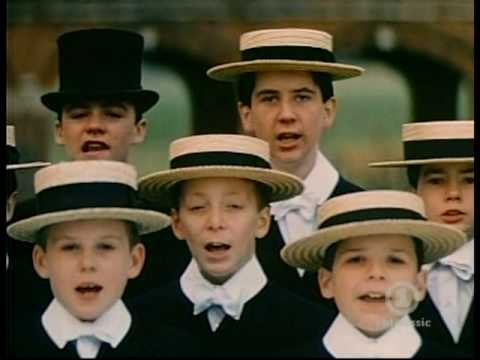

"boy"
[369,120,474,354]
[6,160,195,358]
[132,134,335,357]
[281,190,466,357]
[207,28,365,300]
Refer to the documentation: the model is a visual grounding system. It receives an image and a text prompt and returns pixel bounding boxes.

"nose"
[445,179,461,201]
[79,249,97,272]
[206,206,225,231]
[85,112,106,134]
[277,99,296,124]
[367,260,386,280]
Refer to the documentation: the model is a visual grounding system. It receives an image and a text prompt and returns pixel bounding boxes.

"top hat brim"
[139,166,304,203]
[41,89,159,114]
[207,59,365,82]
[280,219,466,272]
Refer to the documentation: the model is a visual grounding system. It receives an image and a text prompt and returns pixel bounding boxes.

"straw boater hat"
[281,190,466,272]
[139,134,303,203]
[207,28,365,81]
[41,28,159,114]
[7,161,171,243]
[6,125,50,170]
[369,120,474,167]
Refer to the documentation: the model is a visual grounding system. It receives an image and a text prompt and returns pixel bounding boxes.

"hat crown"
[318,190,426,226]
[35,160,137,194]
[169,134,270,164]
[7,125,15,147]
[240,28,333,51]
[402,120,474,141]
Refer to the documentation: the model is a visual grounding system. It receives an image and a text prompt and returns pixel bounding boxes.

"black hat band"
[7,145,20,165]
[319,208,426,230]
[241,45,336,63]
[404,138,473,161]
[36,182,137,215]
[170,151,271,169]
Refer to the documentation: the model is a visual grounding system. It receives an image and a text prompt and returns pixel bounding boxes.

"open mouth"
[81,141,110,153]
[277,132,302,142]
[205,242,231,253]
[359,292,387,303]
[76,283,103,294]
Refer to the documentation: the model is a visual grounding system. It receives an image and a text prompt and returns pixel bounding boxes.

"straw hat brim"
[369,157,474,168]
[280,219,466,272]
[7,208,171,243]
[207,60,364,81]
[7,162,51,171]
[139,166,304,203]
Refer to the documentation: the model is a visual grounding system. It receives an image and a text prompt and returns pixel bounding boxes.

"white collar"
[180,255,267,320]
[323,314,421,358]
[42,298,132,349]
[423,238,474,279]
[302,150,339,205]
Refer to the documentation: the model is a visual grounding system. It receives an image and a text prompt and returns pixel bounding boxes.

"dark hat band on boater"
[404,138,473,162]
[7,145,20,165]
[241,45,336,63]
[171,151,270,170]
[319,207,426,230]
[35,182,137,215]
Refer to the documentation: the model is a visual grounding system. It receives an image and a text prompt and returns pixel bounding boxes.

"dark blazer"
[11,303,200,358]
[129,280,336,358]
[410,292,474,357]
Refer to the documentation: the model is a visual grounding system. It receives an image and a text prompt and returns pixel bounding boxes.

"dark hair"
[169,179,271,211]
[35,220,141,250]
[235,71,334,107]
[7,171,18,199]
[406,165,422,189]
[322,236,425,272]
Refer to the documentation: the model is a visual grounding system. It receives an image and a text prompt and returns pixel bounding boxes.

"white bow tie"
[439,259,473,281]
[193,285,242,320]
[65,323,114,346]
[270,194,318,222]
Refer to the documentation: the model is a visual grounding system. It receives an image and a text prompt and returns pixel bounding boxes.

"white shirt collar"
[323,314,421,358]
[423,238,474,279]
[42,298,132,349]
[180,255,267,320]
[302,150,339,205]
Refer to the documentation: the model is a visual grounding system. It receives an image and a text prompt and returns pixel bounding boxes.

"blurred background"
[7,0,474,201]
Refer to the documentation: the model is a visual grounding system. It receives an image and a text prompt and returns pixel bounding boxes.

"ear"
[170,209,185,241]
[132,119,147,144]
[32,244,50,279]
[127,243,146,279]
[6,191,17,222]
[238,102,255,136]
[322,96,337,129]
[318,268,335,299]
[54,121,65,145]
[413,269,427,302]
[255,206,271,239]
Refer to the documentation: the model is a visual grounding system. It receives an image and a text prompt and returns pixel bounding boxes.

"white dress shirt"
[180,255,267,332]
[423,238,474,342]
[323,313,421,358]
[270,150,339,275]
[42,298,132,358]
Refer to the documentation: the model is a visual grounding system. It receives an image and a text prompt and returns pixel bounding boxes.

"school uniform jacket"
[12,304,199,358]
[129,280,336,358]
[410,292,474,357]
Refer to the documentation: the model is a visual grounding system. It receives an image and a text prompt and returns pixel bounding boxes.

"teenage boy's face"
[33,219,145,321]
[171,177,271,285]
[55,100,146,162]
[319,234,426,338]
[416,162,474,235]
[239,71,336,178]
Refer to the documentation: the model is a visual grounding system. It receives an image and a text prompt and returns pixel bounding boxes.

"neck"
[271,151,316,180]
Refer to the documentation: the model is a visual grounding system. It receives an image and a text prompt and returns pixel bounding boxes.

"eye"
[388,256,406,265]
[227,203,243,210]
[98,243,115,251]
[463,175,474,184]
[259,95,278,103]
[425,176,444,185]
[295,93,311,102]
[68,110,88,119]
[188,205,205,212]
[61,243,79,251]
[104,109,124,118]
[346,255,364,264]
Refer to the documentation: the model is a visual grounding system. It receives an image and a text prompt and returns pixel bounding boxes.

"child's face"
[33,219,145,321]
[416,162,474,235]
[171,177,271,285]
[319,234,426,338]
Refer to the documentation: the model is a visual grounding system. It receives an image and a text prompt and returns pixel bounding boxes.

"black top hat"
[41,28,159,114]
